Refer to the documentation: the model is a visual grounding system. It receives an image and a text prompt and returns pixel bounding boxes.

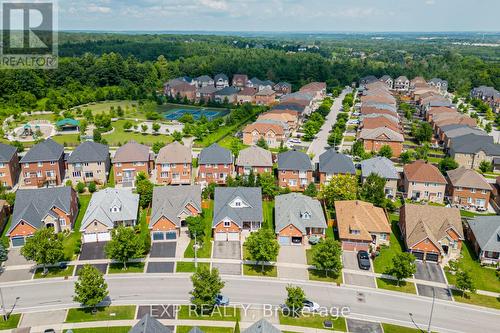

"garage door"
[11,236,25,247]
[83,233,97,243]
[227,232,239,241]
[97,232,111,242]
[425,252,439,262]
[412,251,424,260]
[166,231,177,240]
[214,232,227,241]
[279,236,290,246]
[152,232,165,241]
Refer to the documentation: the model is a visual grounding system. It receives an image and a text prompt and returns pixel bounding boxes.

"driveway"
[342,251,376,288]
[346,318,383,333]
[0,269,33,282]
[4,248,33,267]
[417,284,452,301]
[146,262,174,273]
[79,242,108,260]
[213,262,241,275]
[213,241,241,259]
[20,310,66,328]
[76,263,108,275]
[414,262,451,300]
[150,242,176,258]
[277,246,308,280]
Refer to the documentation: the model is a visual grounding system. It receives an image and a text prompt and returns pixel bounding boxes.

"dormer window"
[301,211,311,219]
[111,206,120,213]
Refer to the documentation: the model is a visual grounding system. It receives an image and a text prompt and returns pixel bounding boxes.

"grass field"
[451,290,500,310]
[184,201,213,258]
[373,214,405,274]
[376,278,417,294]
[62,194,91,260]
[34,266,74,279]
[108,262,145,274]
[177,305,240,321]
[65,306,136,323]
[74,100,140,116]
[176,261,210,273]
[382,323,423,333]
[262,200,275,230]
[243,264,277,277]
[0,314,21,329]
[279,313,347,331]
[308,269,343,284]
[63,328,131,333]
[103,119,173,146]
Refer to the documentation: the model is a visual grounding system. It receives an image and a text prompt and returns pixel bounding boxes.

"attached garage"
[151,230,177,242]
[214,232,240,241]
[227,232,239,241]
[411,251,425,261]
[83,232,111,243]
[215,232,227,241]
[425,252,439,262]
[279,236,290,246]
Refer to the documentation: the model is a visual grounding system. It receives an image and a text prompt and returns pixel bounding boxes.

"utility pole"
[0,288,7,321]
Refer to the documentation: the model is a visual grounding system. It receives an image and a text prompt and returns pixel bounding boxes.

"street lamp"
[408,287,436,333]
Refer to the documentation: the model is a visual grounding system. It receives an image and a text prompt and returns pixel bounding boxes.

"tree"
[88,181,97,193]
[455,270,476,296]
[311,238,342,278]
[152,141,165,154]
[136,175,154,208]
[152,122,161,134]
[399,151,413,164]
[21,228,64,274]
[285,285,305,317]
[256,137,269,149]
[190,266,225,313]
[93,129,102,143]
[244,228,279,270]
[73,264,108,309]
[319,174,358,209]
[414,122,433,144]
[186,215,205,240]
[246,171,256,187]
[202,182,216,199]
[351,140,365,158]
[230,138,242,158]
[123,121,133,131]
[303,183,318,198]
[76,181,86,193]
[438,157,459,174]
[256,172,278,199]
[378,145,393,159]
[359,173,386,207]
[172,130,183,142]
[479,160,493,173]
[105,226,144,269]
[485,122,492,133]
[141,124,148,134]
[387,252,416,286]
[0,244,8,267]
[179,113,195,124]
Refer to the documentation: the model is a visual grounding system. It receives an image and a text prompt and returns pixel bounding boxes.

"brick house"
[274,82,292,96]
[242,121,286,148]
[448,134,500,169]
[113,141,154,188]
[214,86,239,104]
[67,141,110,185]
[277,150,313,191]
[425,106,456,122]
[164,79,196,102]
[399,204,463,262]
[258,109,299,131]
[360,116,400,133]
[236,87,257,104]
[235,146,273,176]
[0,143,20,188]
[299,82,327,100]
[359,127,404,157]
[156,141,192,185]
[446,167,491,209]
[232,74,249,88]
[20,139,65,188]
[360,157,399,198]
[212,187,262,241]
[6,186,78,247]
[196,86,219,103]
[403,160,447,203]
[318,149,355,184]
[197,143,233,185]
[440,125,487,148]
[466,216,500,265]
[255,88,276,106]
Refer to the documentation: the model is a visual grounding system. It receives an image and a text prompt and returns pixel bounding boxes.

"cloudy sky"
[56,0,499,32]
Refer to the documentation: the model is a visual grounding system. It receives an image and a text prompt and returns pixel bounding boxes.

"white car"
[289,138,302,144]
[302,300,320,312]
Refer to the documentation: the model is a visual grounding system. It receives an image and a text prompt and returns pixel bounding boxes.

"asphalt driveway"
[346,318,383,333]
[342,251,376,288]
[76,263,108,275]
[79,242,108,260]
[0,269,33,282]
[146,262,175,273]
[417,285,452,301]
[414,262,451,300]
[212,262,241,275]
[150,242,176,258]
[213,241,241,259]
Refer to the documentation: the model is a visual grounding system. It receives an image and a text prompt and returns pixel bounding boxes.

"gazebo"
[56,118,80,132]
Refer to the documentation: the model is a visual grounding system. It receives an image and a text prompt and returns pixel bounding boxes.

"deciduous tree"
[190,266,225,313]
[311,239,342,278]
[244,228,279,270]
[359,173,386,207]
[319,174,357,209]
[387,252,416,286]
[455,270,476,296]
[21,228,64,274]
[73,264,108,309]
[105,226,144,269]
[285,285,305,317]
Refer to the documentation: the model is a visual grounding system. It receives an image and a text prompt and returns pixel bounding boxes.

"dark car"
[44,330,56,333]
[357,250,371,270]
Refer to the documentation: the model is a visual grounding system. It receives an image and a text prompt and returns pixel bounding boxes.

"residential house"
[274,82,292,96]
[212,187,263,241]
[214,86,239,104]
[318,149,355,184]
[432,113,477,134]
[360,107,398,118]
[471,86,500,112]
[113,141,154,188]
[242,121,286,148]
[275,193,326,245]
[466,216,500,265]
[156,141,192,185]
[336,200,391,251]
[428,78,448,93]
[236,87,257,104]
[248,78,274,91]
[255,88,276,106]
[359,127,404,157]
[399,204,463,262]
[235,146,273,176]
[6,187,78,247]
[196,86,219,103]
[394,76,410,91]
[426,106,456,122]
[359,75,378,87]
[440,125,487,148]
[214,74,229,89]
[129,314,172,333]
[360,115,400,133]
[243,319,282,333]
[360,95,396,107]
[448,134,500,169]
[197,143,233,185]
[0,143,20,188]
[67,141,110,185]
[165,81,196,102]
[277,150,313,191]
[410,76,428,90]
[446,167,491,209]
[232,74,249,88]
[360,156,399,198]
[20,138,65,187]
[258,109,299,131]
[193,75,214,88]
[80,188,139,243]
[299,82,327,100]
[379,75,393,89]
[403,160,447,203]
[273,102,306,115]
[149,185,201,241]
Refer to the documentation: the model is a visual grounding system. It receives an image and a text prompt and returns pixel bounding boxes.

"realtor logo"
[1,0,58,69]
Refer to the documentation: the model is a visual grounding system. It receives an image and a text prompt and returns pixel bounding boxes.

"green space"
[184,201,213,258]
[108,262,145,274]
[62,194,91,260]
[156,102,227,114]
[176,261,210,273]
[0,314,21,329]
[382,323,423,333]
[34,265,75,279]
[65,306,136,323]
[106,166,115,187]
[308,269,343,284]
[373,214,405,274]
[262,200,275,229]
[376,278,417,294]
[1,215,13,248]
[342,136,355,142]
[138,208,150,255]
[176,327,233,333]
[63,328,131,333]
[177,305,240,322]
[102,119,173,146]
[279,313,347,331]
[451,290,500,310]
[243,264,277,277]
[74,100,141,117]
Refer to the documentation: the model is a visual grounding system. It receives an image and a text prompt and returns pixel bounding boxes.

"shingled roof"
[275,193,326,234]
[150,186,201,228]
[235,146,272,168]
[156,141,191,164]
[447,167,491,191]
[213,187,262,228]
[129,314,172,333]
[360,156,399,180]
[277,150,312,171]
[318,149,355,175]
[20,139,63,163]
[198,143,232,165]
[0,143,17,163]
[113,141,151,163]
[468,216,500,254]
[243,319,282,333]
[67,141,109,163]
[403,160,447,184]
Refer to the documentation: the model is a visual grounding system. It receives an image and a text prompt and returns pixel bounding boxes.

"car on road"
[357,250,371,270]
[347,119,359,125]
[303,299,320,312]
[215,294,229,306]
[44,330,56,333]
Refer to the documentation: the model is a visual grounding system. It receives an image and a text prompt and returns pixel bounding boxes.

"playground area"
[9,120,56,142]
[163,107,229,121]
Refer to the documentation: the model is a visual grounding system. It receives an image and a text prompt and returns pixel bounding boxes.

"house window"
[471,188,476,193]
[424,191,429,197]
[224,221,231,227]
[50,161,56,165]
[481,189,487,194]
[59,218,66,226]
[73,171,81,177]
[424,182,429,187]
[38,162,43,167]
[24,163,29,168]
[116,163,122,167]
[97,162,102,166]
[457,187,462,191]
[467,197,473,204]
[37,171,42,177]
[411,181,416,186]
[0,163,4,168]
[437,192,442,198]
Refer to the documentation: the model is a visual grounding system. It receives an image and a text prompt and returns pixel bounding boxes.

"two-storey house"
[20,139,65,187]
[156,141,192,185]
[67,141,110,185]
[403,160,447,203]
[0,143,20,188]
[277,150,313,191]
[446,167,492,209]
[113,141,154,188]
[197,143,233,185]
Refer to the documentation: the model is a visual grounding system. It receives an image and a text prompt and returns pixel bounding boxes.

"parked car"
[357,250,371,270]
[308,235,320,245]
[289,138,302,144]
[215,294,229,306]
[44,330,56,333]
[302,299,320,312]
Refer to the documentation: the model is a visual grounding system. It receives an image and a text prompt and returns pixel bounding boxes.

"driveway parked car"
[357,250,371,270]
[215,294,229,306]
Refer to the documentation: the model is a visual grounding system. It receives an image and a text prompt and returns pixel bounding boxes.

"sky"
[53,0,500,32]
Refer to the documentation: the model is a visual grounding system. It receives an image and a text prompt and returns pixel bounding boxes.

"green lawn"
[108,262,145,274]
[308,269,343,284]
[279,313,347,331]
[1,215,13,248]
[138,208,151,255]
[177,305,240,321]
[306,249,313,265]
[176,326,233,333]
[63,328,131,333]
[184,202,213,258]
[445,241,500,293]
[62,194,91,260]
[34,266,74,279]
[176,261,210,273]
[376,278,417,294]
[103,119,173,146]
[382,323,423,333]
[52,134,82,147]
[451,290,500,310]
[74,100,140,117]
[0,314,21,329]
[243,264,277,277]
[342,136,355,142]
[262,200,275,230]
[373,214,405,274]
[106,166,115,187]
[65,306,136,323]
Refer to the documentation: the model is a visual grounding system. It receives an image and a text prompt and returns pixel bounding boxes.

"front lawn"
[176,261,210,273]
[176,326,233,333]
[65,306,136,323]
[243,264,277,277]
[63,328,131,333]
[279,313,347,331]
[184,202,213,258]
[262,200,275,230]
[177,305,240,322]
[382,323,422,333]
[34,266,74,279]
[451,290,500,310]
[62,194,91,260]
[373,214,405,274]
[376,278,416,294]
[308,269,343,284]
[0,314,21,329]
[108,262,145,274]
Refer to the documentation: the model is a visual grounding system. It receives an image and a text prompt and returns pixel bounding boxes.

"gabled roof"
[237,87,257,96]
[236,146,272,168]
[80,188,139,231]
[156,141,191,164]
[56,118,80,127]
[243,319,282,333]
[198,143,232,165]
[468,216,500,253]
[215,86,239,96]
[213,187,263,228]
[243,121,285,136]
[277,150,312,171]
[395,76,409,82]
[272,103,305,113]
[0,143,17,163]
[20,139,64,163]
[255,87,276,96]
[8,187,74,235]
[113,141,151,163]
[403,160,447,184]
[275,193,326,234]
[449,134,500,156]
[442,126,486,139]
[214,73,228,81]
[150,186,201,228]
[68,141,109,163]
[319,149,355,175]
[129,314,172,333]
[360,113,399,124]
[447,167,491,191]
[274,82,291,88]
[360,156,399,180]
[195,75,213,82]
[199,86,219,94]
[359,127,404,142]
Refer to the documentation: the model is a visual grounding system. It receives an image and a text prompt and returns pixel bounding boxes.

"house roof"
[214,73,228,81]
[281,92,314,103]
[172,81,196,92]
[150,185,201,228]
[213,187,263,228]
[20,139,64,163]
[195,75,213,82]
[359,127,404,142]
[449,134,500,156]
[360,75,378,84]
[215,86,239,96]
[0,143,17,163]
[272,103,305,113]
[243,121,285,136]
[275,193,326,234]
[299,82,326,92]
[237,87,257,96]
[56,118,80,127]
[396,76,409,81]
[112,141,151,163]
[360,113,399,124]
[427,106,455,117]
[8,187,74,235]
[258,111,298,124]
[243,319,282,333]
[129,314,172,333]
[236,146,273,168]
[318,149,355,175]
[379,75,392,81]
[361,117,400,132]
[233,74,248,82]
[67,141,109,164]
[275,82,291,88]
[468,216,500,253]
[198,143,232,165]
[360,156,399,180]
[156,141,191,164]
[80,188,139,231]
[443,126,486,139]
[447,167,491,191]
[277,150,312,171]
[403,160,447,184]
[199,86,219,94]
[255,87,276,96]
[401,204,463,249]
